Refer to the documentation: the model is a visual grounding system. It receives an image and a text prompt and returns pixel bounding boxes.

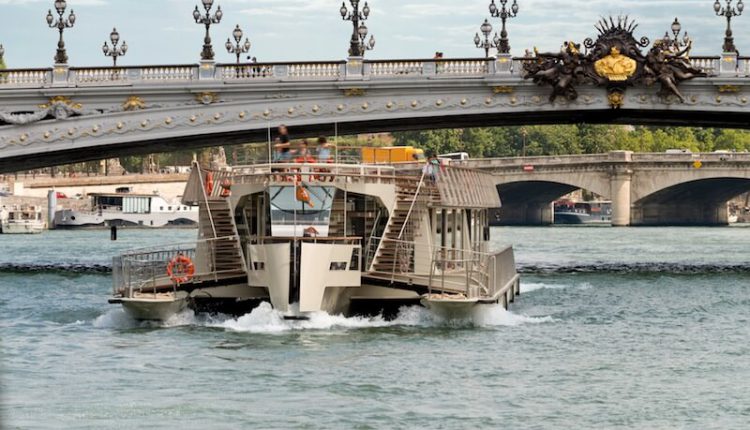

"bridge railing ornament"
[71,67,129,85]
[689,57,721,76]
[366,60,425,78]
[0,69,53,88]
[739,57,750,76]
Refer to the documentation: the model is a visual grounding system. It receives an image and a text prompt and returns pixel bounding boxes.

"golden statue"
[594,47,637,81]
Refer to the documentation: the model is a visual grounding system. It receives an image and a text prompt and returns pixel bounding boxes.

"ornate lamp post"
[46,0,76,64]
[193,0,223,61]
[714,0,744,53]
[225,25,251,64]
[662,17,691,53]
[102,28,128,67]
[340,1,375,58]
[474,19,500,58]
[488,0,519,54]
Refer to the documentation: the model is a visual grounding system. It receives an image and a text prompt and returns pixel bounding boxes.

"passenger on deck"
[316,137,332,163]
[294,141,316,163]
[273,125,293,163]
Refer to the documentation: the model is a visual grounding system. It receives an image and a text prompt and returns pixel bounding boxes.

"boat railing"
[369,237,517,300]
[112,235,242,297]
[230,163,399,185]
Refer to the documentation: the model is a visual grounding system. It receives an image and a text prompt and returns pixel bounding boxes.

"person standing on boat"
[316,137,332,163]
[273,125,293,163]
[295,141,316,164]
[423,153,442,182]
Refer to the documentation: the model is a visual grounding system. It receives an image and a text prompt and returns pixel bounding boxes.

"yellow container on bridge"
[361,146,425,164]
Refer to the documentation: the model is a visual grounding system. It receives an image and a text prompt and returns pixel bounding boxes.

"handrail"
[397,170,427,241]
[194,162,217,240]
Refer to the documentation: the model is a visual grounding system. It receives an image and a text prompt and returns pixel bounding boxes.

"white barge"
[110,159,520,321]
[0,205,45,234]
[54,191,198,229]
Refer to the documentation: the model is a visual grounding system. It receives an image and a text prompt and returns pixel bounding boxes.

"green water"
[1,228,749,429]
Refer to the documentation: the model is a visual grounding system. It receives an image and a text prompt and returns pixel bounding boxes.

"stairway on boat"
[199,198,246,278]
[370,177,431,274]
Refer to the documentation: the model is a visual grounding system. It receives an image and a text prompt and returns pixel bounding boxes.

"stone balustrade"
[1,55,747,90]
[0,69,52,88]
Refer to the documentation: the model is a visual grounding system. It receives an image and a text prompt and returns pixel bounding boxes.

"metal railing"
[369,236,517,300]
[112,235,239,298]
[3,53,743,89]
[231,163,398,186]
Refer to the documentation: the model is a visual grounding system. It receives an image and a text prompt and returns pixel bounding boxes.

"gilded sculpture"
[522,16,706,106]
[594,47,637,81]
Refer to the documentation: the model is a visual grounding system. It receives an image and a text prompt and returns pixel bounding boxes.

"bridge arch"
[632,177,750,226]
[495,178,612,225]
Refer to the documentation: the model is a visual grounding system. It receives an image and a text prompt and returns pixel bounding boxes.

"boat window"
[168,206,172,211]
[160,207,164,211]
[330,262,347,271]
[253,262,265,271]
[349,248,360,271]
[123,196,150,214]
[268,185,334,237]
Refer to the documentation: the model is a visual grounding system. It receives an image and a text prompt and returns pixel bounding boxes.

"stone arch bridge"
[460,151,750,226]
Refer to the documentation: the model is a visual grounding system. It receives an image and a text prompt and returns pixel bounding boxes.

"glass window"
[269,185,335,237]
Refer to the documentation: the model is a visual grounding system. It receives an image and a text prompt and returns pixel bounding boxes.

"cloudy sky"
[0,0,746,67]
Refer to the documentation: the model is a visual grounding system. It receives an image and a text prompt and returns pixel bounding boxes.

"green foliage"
[392,126,750,157]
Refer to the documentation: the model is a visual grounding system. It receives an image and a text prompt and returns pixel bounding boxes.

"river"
[1,227,749,429]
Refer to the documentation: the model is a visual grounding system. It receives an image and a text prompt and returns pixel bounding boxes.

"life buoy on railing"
[220,179,232,198]
[167,254,195,284]
[205,171,215,195]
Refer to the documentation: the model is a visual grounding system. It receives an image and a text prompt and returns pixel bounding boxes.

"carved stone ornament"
[522,16,707,106]
[122,96,146,111]
[0,96,90,125]
[195,92,220,105]
[343,88,366,97]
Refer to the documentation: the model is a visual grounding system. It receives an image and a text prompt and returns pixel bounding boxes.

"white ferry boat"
[0,205,45,234]
[110,158,520,321]
[54,191,198,229]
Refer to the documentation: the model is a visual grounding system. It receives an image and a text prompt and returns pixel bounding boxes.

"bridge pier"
[631,202,729,226]
[493,203,554,226]
[610,169,633,227]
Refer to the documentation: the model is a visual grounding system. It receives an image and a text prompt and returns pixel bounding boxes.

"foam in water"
[93,302,553,332]
[521,282,593,294]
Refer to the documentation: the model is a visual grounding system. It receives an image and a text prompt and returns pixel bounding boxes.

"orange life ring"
[167,255,195,284]
[205,171,214,195]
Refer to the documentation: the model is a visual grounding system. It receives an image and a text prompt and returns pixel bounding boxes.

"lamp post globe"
[194,0,222,61]
[488,0,519,55]
[340,0,375,58]
[102,27,127,66]
[47,0,76,65]
[671,17,681,37]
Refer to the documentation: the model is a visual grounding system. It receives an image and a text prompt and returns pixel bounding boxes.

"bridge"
[3,6,750,228]
[2,54,750,173]
[458,151,750,226]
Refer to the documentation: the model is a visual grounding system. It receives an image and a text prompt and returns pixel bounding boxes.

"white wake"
[94,301,553,332]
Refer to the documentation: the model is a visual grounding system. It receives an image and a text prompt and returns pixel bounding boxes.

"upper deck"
[182,161,501,210]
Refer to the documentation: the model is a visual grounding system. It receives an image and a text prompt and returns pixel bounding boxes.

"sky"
[0,0,747,68]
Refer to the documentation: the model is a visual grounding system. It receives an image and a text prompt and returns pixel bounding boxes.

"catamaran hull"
[120,296,188,321]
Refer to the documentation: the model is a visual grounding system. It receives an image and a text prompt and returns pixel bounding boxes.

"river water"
[1,227,749,429]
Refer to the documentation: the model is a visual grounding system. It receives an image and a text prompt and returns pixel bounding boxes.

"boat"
[54,189,198,229]
[554,200,612,225]
[110,156,520,321]
[0,205,45,234]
